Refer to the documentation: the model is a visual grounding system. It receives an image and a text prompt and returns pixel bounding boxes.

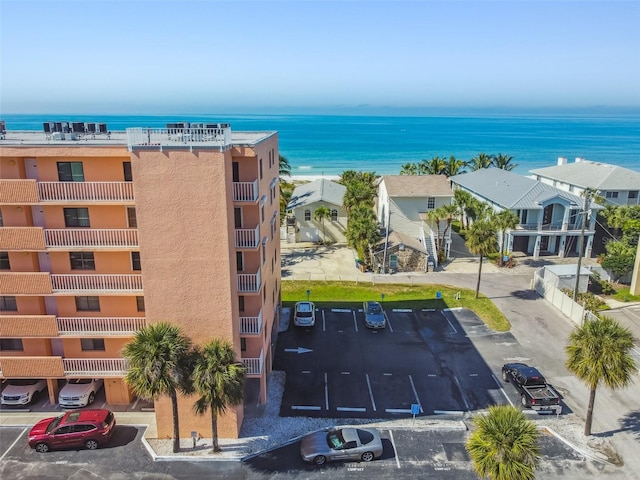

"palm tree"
[565,315,637,436]
[342,179,376,214]
[192,339,245,452]
[279,154,291,178]
[419,156,447,175]
[492,153,518,171]
[427,203,459,261]
[466,405,541,480]
[346,204,380,263]
[314,205,331,243]
[453,189,473,230]
[400,162,418,175]
[469,153,494,171]
[122,322,193,453]
[466,219,497,298]
[492,209,520,266]
[444,155,467,177]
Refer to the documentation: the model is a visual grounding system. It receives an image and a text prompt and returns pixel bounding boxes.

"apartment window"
[427,197,435,209]
[57,162,84,182]
[131,252,141,271]
[262,240,266,265]
[331,209,338,222]
[0,209,3,226]
[259,158,263,180]
[605,191,619,199]
[240,338,246,352]
[629,191,639,199]
[126,207,137,228]
[75,296,100,312]
[0,252,10,270]
[261,204,265,223]
[81,338,105,351]
[69,252,95,270]
[0,296,18,311]
[136,296,145,312]
[0,339,23,351]
[304,209,311,221]
[238,295,245,312]
[236,252,244,272]
[123,162,133,181]
[64,208,90,227]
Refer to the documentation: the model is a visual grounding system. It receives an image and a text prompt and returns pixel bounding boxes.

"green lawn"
[282,281,511,332]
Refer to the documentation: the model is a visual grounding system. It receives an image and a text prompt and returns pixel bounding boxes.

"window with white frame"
[427,197,435,209]
[331,209,338,221]
[605,191,619,199]
[304,209,311,221]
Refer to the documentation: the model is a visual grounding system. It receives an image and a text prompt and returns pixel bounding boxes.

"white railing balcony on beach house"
[237,270,261,293]
[45,229,139,249]
[126,126,232,150]
[240,309,263,335]
[63,358,128,376]
[241,349,264,377]
[57,317,146,336]
[38,182,134,203]
[51,274,143,293]
[235,226,260,249]
[233,180,259,202]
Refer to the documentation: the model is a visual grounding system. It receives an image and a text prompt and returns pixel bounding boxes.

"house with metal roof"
[530,158,640,206]
[286,178,347,243]
[450,168,603,259]
[374,175,453,272]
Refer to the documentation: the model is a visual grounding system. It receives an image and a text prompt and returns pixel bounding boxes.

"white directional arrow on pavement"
[284,347,313,354]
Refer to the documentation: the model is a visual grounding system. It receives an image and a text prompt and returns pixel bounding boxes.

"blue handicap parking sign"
[411,404,420,415]
[436,291,442,299]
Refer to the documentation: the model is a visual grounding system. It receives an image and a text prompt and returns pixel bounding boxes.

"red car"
[28,409,116,453]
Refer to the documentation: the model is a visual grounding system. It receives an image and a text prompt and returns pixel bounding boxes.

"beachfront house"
[530,157,640,206]
[450,168,603,259]
[374,175,454,273]
[286,178,347,243]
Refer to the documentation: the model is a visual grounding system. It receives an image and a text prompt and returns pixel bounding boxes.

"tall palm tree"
[279,154,291,178]
[192,339,245,452]
[466,219,497,298]
[420,156,447,175]
[314,205,331,243]
[492,209,520,266]
[427,203,460,261]
[469,153,494,171]
[453,189,473,229]
[565,315,637,436]
[400,162,418,175]
[345,204,380,263]
[444,155,467,177]
[343,180,376,214]
[466,405,541,480]
[492,153,518,171]
[122,322,193,453]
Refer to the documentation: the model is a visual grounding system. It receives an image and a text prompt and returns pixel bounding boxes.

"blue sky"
[1,0,639,114]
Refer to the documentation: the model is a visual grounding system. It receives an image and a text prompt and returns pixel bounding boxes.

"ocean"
[3,113,639,177]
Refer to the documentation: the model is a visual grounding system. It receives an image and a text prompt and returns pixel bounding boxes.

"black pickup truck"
[501,363,562,414]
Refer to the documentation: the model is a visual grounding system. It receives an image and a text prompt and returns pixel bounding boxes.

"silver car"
[294,301,316,327]
[300,427,383,465]
[363,301,386,329]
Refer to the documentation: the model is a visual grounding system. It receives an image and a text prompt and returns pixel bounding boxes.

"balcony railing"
[515,222,583,232]
[63,358,128,376]
[235,226,260,249]
[45,229,139,248]
[38,182,134,203]
[240,309,263,335]
[237,270,261,293]
[233,180,259,202]
[241,349,264,377]
[57,317,146,335]
[126,126,232,150]
[51,274,143,292]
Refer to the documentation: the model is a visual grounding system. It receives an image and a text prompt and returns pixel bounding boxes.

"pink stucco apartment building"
[0,122,281,439]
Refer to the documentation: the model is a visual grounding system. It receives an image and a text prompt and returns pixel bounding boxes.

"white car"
[58,379,104,408]
[294,301,316,327]
[1,379,47,406]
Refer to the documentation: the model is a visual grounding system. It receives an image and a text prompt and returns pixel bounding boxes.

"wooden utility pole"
[573,190,591,303]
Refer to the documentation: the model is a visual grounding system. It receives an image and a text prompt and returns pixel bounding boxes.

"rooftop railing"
[126,127,232,150]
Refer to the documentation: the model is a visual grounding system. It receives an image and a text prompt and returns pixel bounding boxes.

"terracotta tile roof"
[0,179,38,204]
[0,227,46,251]
[0,273,52,295]
[0,315,58,337]
[0,356,64,377]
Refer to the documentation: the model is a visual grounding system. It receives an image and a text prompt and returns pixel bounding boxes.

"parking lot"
[275,305,554,419]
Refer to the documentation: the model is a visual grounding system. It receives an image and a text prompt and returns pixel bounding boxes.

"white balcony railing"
[51,274,143,292]
[63,358,129,376]
[38,182,134,202]
[233,180,258,202]
[241,349,264,376]
[45,229,138,248]
[235,226,260,249]
[240,309,263,335]
[57,317,146,335]
[237,270,261,293]
[126,126,232,150]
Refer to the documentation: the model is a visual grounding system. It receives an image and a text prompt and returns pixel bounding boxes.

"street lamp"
[306,289,311,302]
[381,293,385,306]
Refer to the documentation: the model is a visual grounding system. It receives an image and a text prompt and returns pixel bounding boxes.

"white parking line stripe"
[337,407,367,412]
[422,308,435,312]
[453,374,471,411]
[366,374,377,412]
[324,373,329,410]
[434,410,464,415]
[408,375,423,413]
[493,374,514,406]
[132,397,139,410]
[0,427,27,462]
[353,310,359,332]
[332,308,351,312]
[322,310,326,331]
[341,372,350,375]
[427,374,437,377]
[393,309,412,312]
[302,370,311,374]
[385,312,394,332]
[383,373,393,376]
[386,408,412,413]
[389,429,401,468]
[469,373,478,377]
[292,406,322,411]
